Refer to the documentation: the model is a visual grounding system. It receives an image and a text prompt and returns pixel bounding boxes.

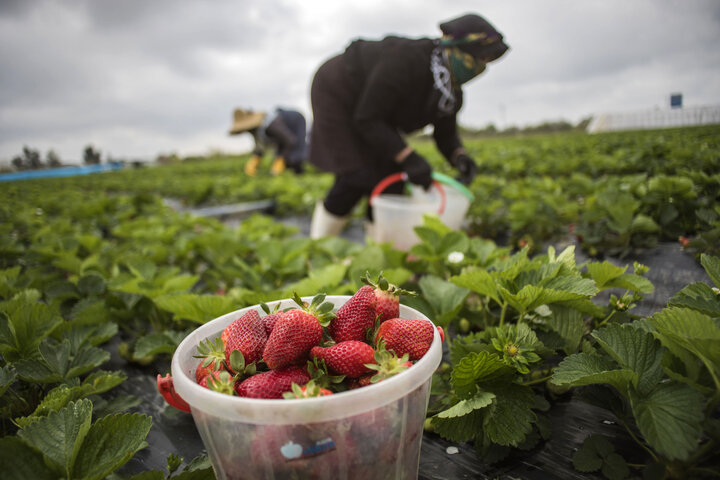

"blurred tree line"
[9,145,103,170]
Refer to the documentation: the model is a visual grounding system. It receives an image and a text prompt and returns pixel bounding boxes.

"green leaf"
[436,391,496,418]
[281,263,348,297]
[603,273,654,294]
[450,268,500,305]
[450,351,512,398]
[77,272,106,296]
[630,382,704,461]
[0,436,56,480]
[551,353,635,396]
[668,282,720,317]
[572,434,613,472]
[134,332,185,358]
[17,398,93,477]
[0,291,63,361]
[647,307,720,390]
[72,412,152,480]
[430,408,484,443]
[483,382,536,447]
[418,275,469,327]
[545,305,585,355]
[0,364,17,396]
[586,261,627,290]
[154,293,236,324]
[591,323,663,395]
[701,254,720,287]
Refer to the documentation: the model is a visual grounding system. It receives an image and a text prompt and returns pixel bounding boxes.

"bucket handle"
[369,172,446,215]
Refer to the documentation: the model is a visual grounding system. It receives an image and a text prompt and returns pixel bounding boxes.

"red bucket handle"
[369,172,446,215]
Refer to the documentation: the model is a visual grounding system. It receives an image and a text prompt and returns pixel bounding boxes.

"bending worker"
[229,107,308,175]
[307,13,509,238]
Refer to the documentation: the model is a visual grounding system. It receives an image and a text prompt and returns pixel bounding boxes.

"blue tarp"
[0,162,124,182]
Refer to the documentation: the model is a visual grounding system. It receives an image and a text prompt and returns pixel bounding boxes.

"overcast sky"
[1,0,719,164]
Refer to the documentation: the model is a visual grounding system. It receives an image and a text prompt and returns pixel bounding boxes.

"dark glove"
[402,151,433,190]
[453,153,478,185]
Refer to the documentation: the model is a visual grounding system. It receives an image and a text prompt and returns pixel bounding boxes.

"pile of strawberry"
[192,273,443,400]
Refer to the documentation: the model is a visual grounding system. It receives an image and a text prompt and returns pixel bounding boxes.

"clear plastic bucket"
[370,172,471,250]
[171,296,443,480]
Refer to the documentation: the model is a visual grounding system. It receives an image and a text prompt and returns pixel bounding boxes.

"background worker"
[229,107,308,176]
[307,13,509,238]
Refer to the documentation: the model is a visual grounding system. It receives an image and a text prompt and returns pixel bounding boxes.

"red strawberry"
[282,380,333,399]
[222,309,268,370]
[195,360,226,383]
[235,365,310,399]
[310,341,376,378]
[199,370,236,395]
[260,302,282,335]
[263,294,335,370]
[329,285,377,342]
[375,318,435,361]
[362,272,417,324]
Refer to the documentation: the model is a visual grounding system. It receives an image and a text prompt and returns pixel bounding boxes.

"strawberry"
[194,337,226,380]
[222,309,268,370]
[195,358,226,383]
[263,293,335,370]
[362,271,417,324]
[282,380,333,399]
[235,365,310,399]
[329,285,377,342]
[365,342,412,383]
[200,370,236,395]
[310,340,376,378]
[260,302,282,335]
[375,318,435,361]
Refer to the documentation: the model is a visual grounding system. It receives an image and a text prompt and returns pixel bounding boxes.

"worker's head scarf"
[431,13,509,114]
[439,13,509,85]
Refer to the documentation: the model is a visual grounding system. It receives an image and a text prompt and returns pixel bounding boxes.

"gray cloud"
[2,0,719,163]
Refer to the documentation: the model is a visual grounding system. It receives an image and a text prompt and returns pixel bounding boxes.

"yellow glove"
[271,156,286,175]
[245,155,261,177]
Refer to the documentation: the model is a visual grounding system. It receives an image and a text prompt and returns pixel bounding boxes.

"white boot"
[310,202,349,239]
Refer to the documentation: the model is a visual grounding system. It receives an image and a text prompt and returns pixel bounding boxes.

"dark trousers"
[324,166,404,221]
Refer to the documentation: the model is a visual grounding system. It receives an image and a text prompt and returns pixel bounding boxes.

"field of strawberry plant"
[1,125,719,480]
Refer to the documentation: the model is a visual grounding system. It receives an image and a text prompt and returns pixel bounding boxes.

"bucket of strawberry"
[164,273,443,480]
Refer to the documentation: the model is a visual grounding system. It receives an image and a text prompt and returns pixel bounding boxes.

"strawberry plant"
[552,254,720,478]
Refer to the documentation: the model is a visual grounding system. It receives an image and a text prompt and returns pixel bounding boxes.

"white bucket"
[171,296,442,480]
[370,173,471,251]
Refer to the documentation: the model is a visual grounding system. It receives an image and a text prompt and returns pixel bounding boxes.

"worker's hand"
[271,156,286,175]
[245,155,261,177]
[453,153,478,185]
[402,152,433,190]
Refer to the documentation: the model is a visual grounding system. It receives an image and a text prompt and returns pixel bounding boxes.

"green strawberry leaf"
[154,293,236,324]
[134,330,188,358]
[629,382,704,461]
[17,398,93,477]
[435,391,496,418]
[0,290,63,361]
[551,353,635,396]
[591,323,663,395]
[668,282,720,317]
[701,253,720,287]
[418,274,469,327]
[450,351,512,399]
[586,261,627,290]
[72,412,152,480]
[603,273,654,294]
[430,408,484,443]
[544,305,585,355]
[572,434,613,472]
[0,364,17,397]
[0,436,56,480]
[647,307,720,390]
[450,267,500,305]
[482,382,536,447]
